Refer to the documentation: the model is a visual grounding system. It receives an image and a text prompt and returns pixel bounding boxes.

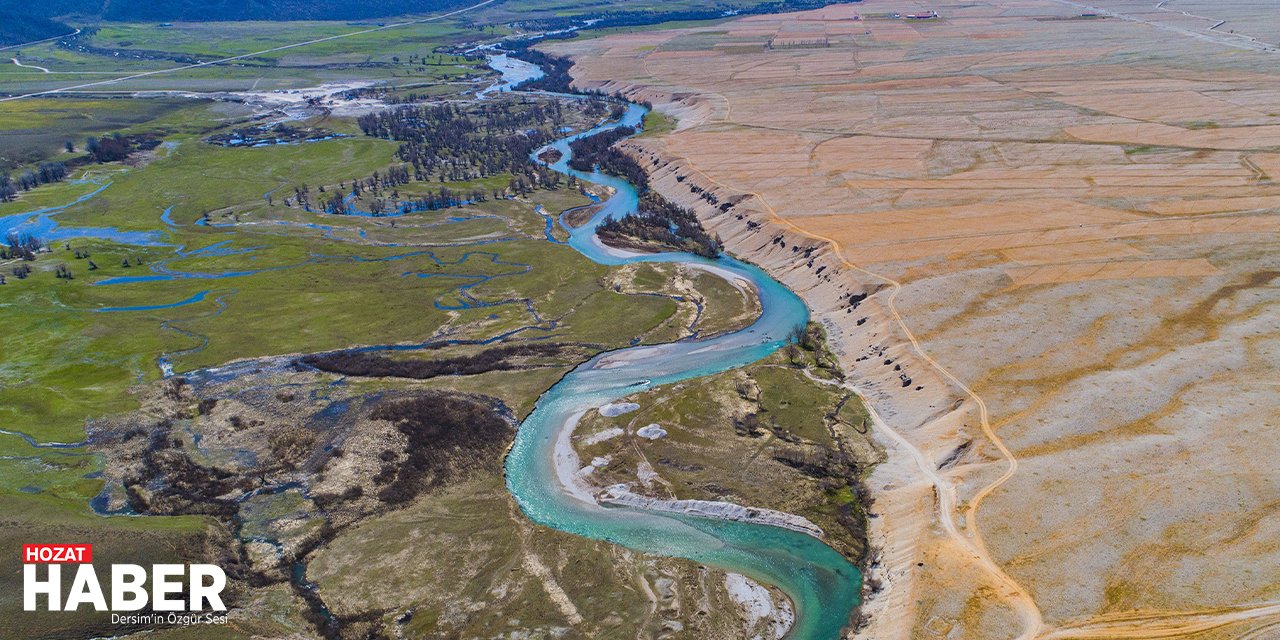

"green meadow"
[0,120,679,456]
[0,6,838,636]
[0,80,764,528]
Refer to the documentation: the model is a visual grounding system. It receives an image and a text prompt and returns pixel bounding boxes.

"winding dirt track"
[11,57,51,73]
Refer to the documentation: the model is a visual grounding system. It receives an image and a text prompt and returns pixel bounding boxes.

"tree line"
[567,125,648,188]
[1,133,162,201]
[319,98,577,214]
[285,166,563,216]
[85,133,160,163]
[505,45,577,93]
[357,100,565,183]
[301,343,565,379]
[568,124,722,258]
[597,191,721,258]
[2,232,41,261]
[0,161,68,202]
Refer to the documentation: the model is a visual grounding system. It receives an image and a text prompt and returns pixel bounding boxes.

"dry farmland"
[546,1,1280,638]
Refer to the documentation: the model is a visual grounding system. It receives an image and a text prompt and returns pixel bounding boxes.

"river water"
[477,52,544,97]
[505,102,861,637]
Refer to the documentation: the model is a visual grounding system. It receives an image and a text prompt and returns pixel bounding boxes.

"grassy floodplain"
[638,109,677,138]
[0,98,746,633]
[0,110,689,474]
[0,3,876,636]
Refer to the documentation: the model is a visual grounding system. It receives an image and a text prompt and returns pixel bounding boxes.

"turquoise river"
[505,101,862,638]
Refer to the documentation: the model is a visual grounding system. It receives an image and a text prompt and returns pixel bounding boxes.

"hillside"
[0,12,73,45]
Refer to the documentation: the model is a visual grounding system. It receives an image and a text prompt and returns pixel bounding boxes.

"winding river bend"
[505,102,861,637]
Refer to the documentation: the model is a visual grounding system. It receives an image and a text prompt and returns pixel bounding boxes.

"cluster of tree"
[369,393,511,504]
[2,233,41,260]
[289,164,409,212]
[302,343,565,379]
[9,161,68,192]
[784,321,842,371]
[289,183,314,211]
[346,166,413,202]
[537,147,563,164]
[68,247,100,270]
[320,192,349,215]
[85,133,160,163]
[86,135,132,163]
[53,264,73,280]
[291,178,497,216]
[0,166,64,201]
[504,46,577,93]
[2,158,96,200]
[505,169,565,196]
[772,444,858,479]
[597,191,721,258]
[356,100,565,185]
[567,123,723,258]
[734,411,768,437]
[566,125,648,187]
[3,232,45,281]
[205,124,337,148]
[385,187,488,214]
[331,190,495,217]
[831,477,874,565]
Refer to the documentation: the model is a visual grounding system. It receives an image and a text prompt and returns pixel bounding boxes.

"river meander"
[504,101,861,638]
